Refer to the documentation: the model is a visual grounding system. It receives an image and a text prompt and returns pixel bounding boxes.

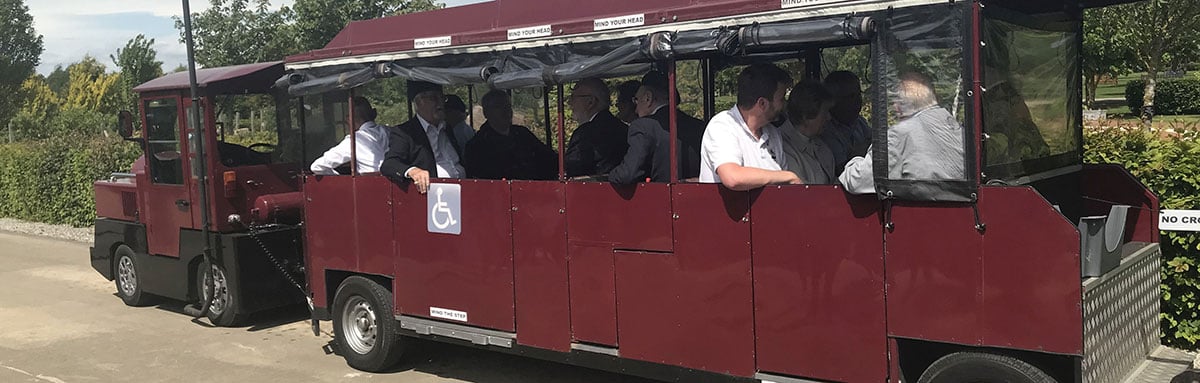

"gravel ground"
[0,218,91,243]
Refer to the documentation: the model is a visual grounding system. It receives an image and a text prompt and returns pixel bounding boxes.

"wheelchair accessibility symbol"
[427,183,462,235]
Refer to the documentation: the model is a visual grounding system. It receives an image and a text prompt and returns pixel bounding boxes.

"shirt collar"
[416,114,443,133]
[584,111,600,123]
[651,104,667,116]
[729,106,766,142]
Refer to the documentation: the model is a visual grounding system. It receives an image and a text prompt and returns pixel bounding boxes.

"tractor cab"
[92,61,307,326]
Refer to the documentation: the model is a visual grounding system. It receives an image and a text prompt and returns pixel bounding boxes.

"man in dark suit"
[464,90,557,180]
[609,71,707,184]
[565,78,628,178]
[382,81,464,193]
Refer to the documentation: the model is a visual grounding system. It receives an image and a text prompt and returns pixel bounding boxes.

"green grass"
[1095,71,1200,118]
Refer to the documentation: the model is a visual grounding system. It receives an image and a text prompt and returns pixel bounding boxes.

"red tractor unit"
[91,61,308,326]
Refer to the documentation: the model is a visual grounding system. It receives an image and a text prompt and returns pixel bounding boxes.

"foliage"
[63,56,121,113]
[1125,79,1200,116]
[45,65,69,95]
[0,131,139,227]
[111,35,164,117]
[1083,7,1135,108]
[10,75,61,138]
[1084,126,1200,349]
[292,0,440,51]
[177,0,298,67]
[1097,0,1200,121]
[0,0,43,130]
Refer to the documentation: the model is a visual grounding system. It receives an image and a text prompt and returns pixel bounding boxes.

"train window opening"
[209,93,303,168]
[145,98,184,185]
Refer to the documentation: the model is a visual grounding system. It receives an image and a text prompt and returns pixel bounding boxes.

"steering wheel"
[248,143,275,153]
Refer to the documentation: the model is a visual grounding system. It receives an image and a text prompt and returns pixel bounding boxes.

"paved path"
[0,231,651,383]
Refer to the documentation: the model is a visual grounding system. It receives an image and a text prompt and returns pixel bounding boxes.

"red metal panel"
[614,183,754,376]
[393,180,515,332]
[751,186,886,383]
[210,163,303,233]
[568,241,617,346]
[979,187,1083,355]
[565,182,672,251]
[511,181,571,351]
[885,202,984,345]
[302,175,357,310]
[94,181,139,222]
[1082,164,1159,243]
[354,175,394,276]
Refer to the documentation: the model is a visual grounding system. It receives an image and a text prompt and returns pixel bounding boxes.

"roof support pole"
[556,84,566,181]
[668,59,679,183]
[543,86,552,145]
[349,89,358,176]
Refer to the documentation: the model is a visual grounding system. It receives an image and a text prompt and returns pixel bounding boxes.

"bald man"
[565,78,629,177]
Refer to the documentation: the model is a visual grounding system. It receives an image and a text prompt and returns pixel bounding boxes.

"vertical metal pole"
[7,120,12,143]
[702,59,715,121]
[468,85,476,128]
[297,97,308,165]
[348,90,358,176]
[181,0,214,317]
[543,86,552,145]
[556,84,566,181]
[668,60,679,183]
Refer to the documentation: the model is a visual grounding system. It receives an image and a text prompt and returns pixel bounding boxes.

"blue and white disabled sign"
[427,183,462,235]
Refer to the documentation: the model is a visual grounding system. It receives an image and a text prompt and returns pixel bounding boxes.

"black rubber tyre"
[113,245,154,306]
[918,352,1056,383]
[332,276,404,372]
[197,261,246,327]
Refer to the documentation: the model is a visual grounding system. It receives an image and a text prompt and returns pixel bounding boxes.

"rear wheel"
[114,245,154,306]
[198,261,245,327]
[332,276,404,372]
[918,352,1056,383]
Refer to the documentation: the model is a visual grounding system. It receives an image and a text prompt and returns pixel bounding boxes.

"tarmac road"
[0,231,654,383]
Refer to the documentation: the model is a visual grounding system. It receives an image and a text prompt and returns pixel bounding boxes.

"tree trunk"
[1085,74,1098,109]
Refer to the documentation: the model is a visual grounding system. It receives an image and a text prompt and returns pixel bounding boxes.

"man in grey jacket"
[839,72,964,194]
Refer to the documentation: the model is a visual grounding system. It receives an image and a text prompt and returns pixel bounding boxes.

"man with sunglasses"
[564,78,628,178]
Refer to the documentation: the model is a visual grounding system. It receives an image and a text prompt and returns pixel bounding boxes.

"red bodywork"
[302,173,1158,381]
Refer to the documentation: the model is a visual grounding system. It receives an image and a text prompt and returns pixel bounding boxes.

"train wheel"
[332,276,405,372]
[198,261,245,326]
[918,352,1055,383]
[114,245,154,306]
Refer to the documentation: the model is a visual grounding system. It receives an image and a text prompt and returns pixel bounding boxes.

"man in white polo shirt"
[699,63,801,190]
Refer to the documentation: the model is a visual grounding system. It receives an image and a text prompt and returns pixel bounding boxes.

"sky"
[29,0,488,76]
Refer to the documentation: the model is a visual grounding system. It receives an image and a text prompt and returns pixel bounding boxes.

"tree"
[177,0,298,67]
[0,0,44,130]
[292,0,441,51]
[111,35,164,115]
[63,56,121,112]
[1105,0,1200,124]
[1082,7,1134,109]
[45,65,69,96]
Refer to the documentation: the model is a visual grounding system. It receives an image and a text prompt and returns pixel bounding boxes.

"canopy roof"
[285,0,1141,69]
[133,61,284,94]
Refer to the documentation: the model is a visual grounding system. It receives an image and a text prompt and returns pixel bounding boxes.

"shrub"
[1085,126,1200,349]
[0,134,140,227]
[1126,78,1200,116]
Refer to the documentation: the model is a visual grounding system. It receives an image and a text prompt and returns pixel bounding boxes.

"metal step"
[1122,346,1197,383]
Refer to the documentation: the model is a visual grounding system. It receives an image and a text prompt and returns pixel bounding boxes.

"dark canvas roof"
[133,61,284,93]
[285,0,1142,67]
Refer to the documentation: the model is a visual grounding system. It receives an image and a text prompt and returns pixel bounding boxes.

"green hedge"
[1126,79,1200,116]
[1085,127,1200,349]
[0,134,141,227]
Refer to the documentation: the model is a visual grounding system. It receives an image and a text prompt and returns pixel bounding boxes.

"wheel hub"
[201,265,230,315]
[341,297,378,355]
[117,256,137,296]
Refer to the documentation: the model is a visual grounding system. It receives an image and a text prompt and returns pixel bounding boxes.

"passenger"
[839,72,965,194]
[614,80,642,124]
[820,71,871,174]
[382,81,465,194]
[609,71,706,184]
[309,97,388,175]
[780,81,836,184]
[444,94,476,154]
[463,90,557,180]
[699,63,801,190]
[564,78,629,178]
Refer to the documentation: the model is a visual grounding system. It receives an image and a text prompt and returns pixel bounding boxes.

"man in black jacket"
[609,72,706,184]
[382,81,464,193]
[564,78,628,178]
[464,90,557,180]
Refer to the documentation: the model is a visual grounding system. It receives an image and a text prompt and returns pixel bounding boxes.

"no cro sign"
[1160,210,1200,232]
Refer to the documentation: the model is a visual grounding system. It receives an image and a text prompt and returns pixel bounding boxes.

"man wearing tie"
[382,81,465,193]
